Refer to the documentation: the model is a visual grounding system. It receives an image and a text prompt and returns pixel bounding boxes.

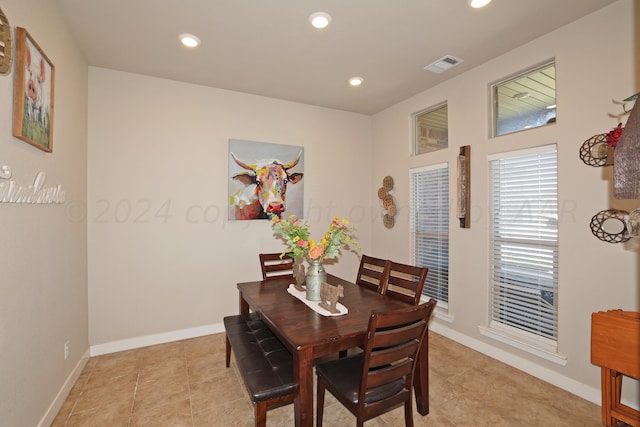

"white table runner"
[286,284,348,317]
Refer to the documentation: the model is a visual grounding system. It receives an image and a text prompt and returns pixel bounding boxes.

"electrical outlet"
[64,341,70,360]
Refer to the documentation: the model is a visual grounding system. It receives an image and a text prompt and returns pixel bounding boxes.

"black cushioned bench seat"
[224,314,297,427]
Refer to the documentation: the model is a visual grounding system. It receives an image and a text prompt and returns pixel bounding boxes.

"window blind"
[410,164,449,303]
[489,146,558,344]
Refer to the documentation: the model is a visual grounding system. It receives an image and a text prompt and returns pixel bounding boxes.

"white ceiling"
[52,0,618,115]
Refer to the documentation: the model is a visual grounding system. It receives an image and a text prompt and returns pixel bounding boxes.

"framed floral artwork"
[13,27,55,152]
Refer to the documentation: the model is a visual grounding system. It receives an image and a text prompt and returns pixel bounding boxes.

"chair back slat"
[366,360,413,389]
[372,323,426,348]
[369,341,418,368]
[385,261,428,305]
[355,255,390,294]
[259,252,295,281]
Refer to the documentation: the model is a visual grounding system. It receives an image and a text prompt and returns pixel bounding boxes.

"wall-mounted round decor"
[579,133,609,167]
[590,209,631,243]
[383,213,394,229]
[378,176,396,228]
[0,7,12,75]
[383,176,394,191]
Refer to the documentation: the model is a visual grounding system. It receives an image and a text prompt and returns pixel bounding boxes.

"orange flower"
[308,245,324,260]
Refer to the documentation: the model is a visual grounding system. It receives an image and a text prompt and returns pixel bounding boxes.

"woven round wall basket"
[0,7,12,76]
[383,176,394,191]
[383,214,394,229]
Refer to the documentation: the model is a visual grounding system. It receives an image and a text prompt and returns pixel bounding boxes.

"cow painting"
[229,148,304,220]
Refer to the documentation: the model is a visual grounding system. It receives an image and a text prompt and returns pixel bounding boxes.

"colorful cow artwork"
[228,141,304,220]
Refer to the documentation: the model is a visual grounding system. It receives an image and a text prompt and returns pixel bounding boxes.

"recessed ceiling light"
[468,0,492,8]
[546,104,557,109]
[309,12,331,29]
[179,33,200,48]
[348,76,364,87]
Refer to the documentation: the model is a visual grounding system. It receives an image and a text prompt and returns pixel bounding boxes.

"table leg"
[293,347,314,427]
[414,330,430,415]
[239,293,249,315]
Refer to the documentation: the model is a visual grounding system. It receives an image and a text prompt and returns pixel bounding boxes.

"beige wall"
[0,0,88,426]
[87,68,374,349]
[372,0,638,406]
[2,0,638,423]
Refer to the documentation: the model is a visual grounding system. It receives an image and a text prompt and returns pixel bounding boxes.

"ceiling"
[52,0,618,115]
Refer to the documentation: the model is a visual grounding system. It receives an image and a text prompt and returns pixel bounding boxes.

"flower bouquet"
[271,215,361,301]
[271,215,361,261]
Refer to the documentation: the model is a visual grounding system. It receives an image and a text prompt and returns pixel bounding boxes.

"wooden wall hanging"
[457,145,471,228]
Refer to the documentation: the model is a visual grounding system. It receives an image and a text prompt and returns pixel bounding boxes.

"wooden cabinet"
[591,309,640,426]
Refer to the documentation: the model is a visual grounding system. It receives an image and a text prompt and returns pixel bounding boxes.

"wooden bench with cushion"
[224,314,297,427]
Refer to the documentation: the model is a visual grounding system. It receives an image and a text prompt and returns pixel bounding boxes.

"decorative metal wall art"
[0,166,66,204]
[590,209,632,243]
[581,95,639,243]
[579,133,613,167]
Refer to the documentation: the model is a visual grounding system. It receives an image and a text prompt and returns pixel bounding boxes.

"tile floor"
[52,331,606,426]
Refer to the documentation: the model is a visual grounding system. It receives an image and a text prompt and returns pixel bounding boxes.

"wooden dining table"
[236,274,432,427]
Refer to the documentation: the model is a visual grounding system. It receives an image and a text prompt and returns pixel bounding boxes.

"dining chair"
[384,261,428,306]
[338,255,392,358]
[315,299,437,427]
[355,255,391,294]
[259,252,295,281]
[225,252,295,372]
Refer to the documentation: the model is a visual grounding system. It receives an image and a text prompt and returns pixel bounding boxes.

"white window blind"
[410,164,449,303]
[489,145,558,346]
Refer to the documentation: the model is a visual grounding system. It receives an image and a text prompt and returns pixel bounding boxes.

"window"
[410,164,449,304]
[488,145,558,352]
[413,103,448,155]
[492,61,556,137]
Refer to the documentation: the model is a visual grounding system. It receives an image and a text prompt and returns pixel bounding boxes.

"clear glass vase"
[305,258,326,301]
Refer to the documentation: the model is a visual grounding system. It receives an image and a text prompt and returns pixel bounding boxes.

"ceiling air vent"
[424,55,463,74]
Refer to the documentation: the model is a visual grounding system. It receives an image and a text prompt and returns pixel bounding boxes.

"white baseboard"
[37,349,90,427]
[90,322,225,356]
[429,322,603,406]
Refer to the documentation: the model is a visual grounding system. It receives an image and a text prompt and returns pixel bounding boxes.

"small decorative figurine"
[318,282,344,314]
[293,258,306,292]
